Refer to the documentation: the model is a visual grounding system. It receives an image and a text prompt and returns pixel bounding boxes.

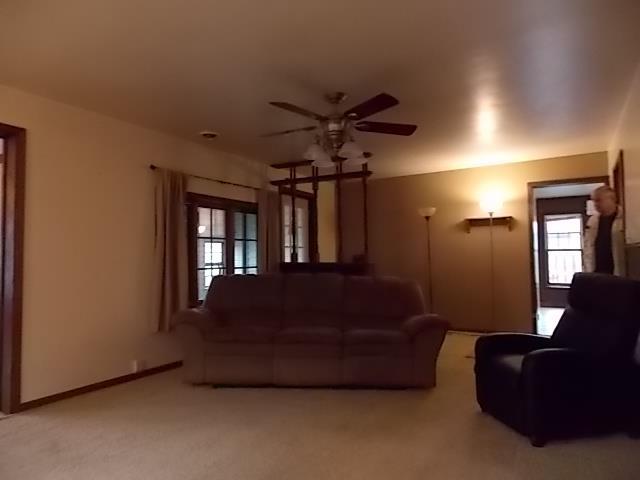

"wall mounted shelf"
[464,216,514,233]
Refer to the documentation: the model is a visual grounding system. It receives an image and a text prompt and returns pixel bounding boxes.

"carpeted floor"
[0,333,638,479]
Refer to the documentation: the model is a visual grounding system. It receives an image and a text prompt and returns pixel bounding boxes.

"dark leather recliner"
[475,273,640,447]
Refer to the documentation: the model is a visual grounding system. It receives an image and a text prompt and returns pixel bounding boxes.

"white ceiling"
[1,0,639,178]
[534,182,604,199]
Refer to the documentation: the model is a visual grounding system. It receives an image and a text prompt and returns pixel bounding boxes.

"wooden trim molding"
[526,175,609,333]
[0,122,26,414]
[18,361,182,412]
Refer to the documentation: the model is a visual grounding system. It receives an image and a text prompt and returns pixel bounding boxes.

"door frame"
[0,122,26,414]
[527,176,609,334]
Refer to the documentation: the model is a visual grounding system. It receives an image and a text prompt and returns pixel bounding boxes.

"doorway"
[0,122,26,414]
[528,177,608,335]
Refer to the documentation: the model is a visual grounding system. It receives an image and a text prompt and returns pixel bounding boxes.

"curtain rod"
[149,164,261,191]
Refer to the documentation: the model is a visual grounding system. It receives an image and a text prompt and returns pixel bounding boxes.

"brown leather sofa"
[174,273,449,388]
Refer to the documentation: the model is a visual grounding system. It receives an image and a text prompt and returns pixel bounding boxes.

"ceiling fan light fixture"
[343,155,368,167]
[303,143,325,161]
[311,150,334,168]
[338,141,364,159]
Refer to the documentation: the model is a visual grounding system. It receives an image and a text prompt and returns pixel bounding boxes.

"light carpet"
[0,333,638,480]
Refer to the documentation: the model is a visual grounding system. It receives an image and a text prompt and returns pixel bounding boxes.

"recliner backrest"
[551,273,640,358]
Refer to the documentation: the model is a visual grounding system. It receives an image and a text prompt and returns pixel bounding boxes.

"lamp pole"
[488,211,495,325]
[418,206,437,312]
[425,216,434,312]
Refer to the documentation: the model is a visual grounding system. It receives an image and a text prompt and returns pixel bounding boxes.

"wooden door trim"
[527,175,609,334]
[0,122,26,414]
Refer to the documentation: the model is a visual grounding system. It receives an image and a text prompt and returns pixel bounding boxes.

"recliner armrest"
[402,314,449,337]
[475,333,551,363]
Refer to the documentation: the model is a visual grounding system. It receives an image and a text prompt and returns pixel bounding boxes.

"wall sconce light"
[418,206,437,312]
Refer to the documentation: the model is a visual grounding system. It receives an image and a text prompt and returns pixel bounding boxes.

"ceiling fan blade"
[260,126,317,137]
[344,93,399,120]
[355,121,417,136]
[269,102,327,121]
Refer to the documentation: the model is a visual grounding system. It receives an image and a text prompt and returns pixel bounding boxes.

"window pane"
[234,212,245,239]
[548,251,582,284]
[246,240,257,267]
[197,207,211,237]
[283,246,291,263]
[283,225,291,247]
[198,239,224,268]
[246,213,257,240]
[546,216,581,234]
[212,209,225,237]
[545,215,582,250]
[234,240,244,270]
[246,268,258,275]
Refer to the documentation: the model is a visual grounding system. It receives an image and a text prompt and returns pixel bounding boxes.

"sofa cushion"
[276,326,341,344]
[343,276,424,330]
[204,326,276,343]
[283,273,344,328]
[206,343,273,356]
[204,274,284,329]
[344,329,411,356]
[344,329,409,345]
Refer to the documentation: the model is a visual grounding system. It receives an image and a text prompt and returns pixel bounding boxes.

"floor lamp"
[418,206,437,312]
[479,196,503,325]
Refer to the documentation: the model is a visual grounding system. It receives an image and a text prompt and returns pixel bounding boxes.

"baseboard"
[17,361,182,412]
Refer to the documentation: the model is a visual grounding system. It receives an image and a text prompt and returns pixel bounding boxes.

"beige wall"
[317,182,337,262]
[0,84,268,402]
[342,152,608,332]
[609,63,640,245]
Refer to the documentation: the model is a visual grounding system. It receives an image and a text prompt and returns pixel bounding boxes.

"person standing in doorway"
[583,185,625,276]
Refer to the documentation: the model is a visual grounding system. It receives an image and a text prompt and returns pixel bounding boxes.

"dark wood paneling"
[270,170,372,187]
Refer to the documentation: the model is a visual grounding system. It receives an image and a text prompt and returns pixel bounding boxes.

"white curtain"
[153,168,188,331]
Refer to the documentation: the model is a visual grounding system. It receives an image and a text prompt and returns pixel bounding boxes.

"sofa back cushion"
[551,273,640,358]
[343,276,424,330]
[204,274,284,329]
[283,273,344,328]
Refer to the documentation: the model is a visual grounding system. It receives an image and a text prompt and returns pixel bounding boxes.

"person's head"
[591,185,617,216]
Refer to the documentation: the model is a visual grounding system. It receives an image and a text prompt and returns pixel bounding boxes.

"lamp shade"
[343,155,368,167]
[479,193,503,214]
[303,143,325,161]
[338,141,364,159]
[303,143,334,168]
[312,150,334,168]
[418,206,437,218]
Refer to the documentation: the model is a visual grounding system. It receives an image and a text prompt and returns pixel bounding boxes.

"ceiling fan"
[262,92,417,167]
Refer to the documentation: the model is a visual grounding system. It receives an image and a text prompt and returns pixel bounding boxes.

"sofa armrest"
[402,314,449,337]
[475,333,551,363]
[172,307,217,332]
